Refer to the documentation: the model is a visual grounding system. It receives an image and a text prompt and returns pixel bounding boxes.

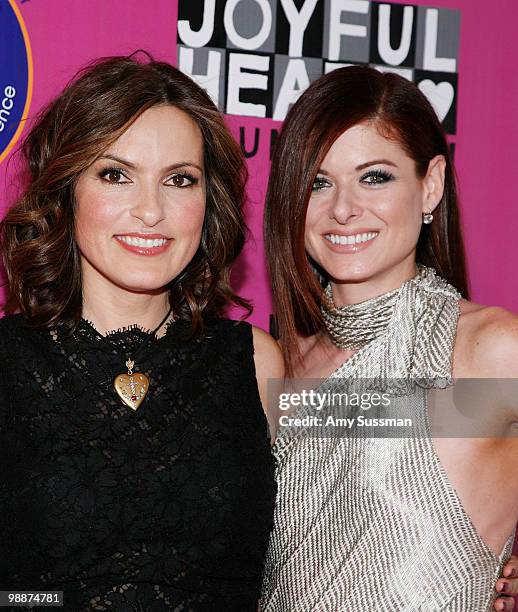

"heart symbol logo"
[417,80,454,122]
[114,372,149,410]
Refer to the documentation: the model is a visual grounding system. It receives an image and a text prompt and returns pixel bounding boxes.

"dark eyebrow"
[355,159,398,171]
[98,154,203,173]
[317,159,398,176]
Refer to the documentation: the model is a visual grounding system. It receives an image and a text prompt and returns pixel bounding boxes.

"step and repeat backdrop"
[1,0,517,328]
[176,0,463,327]
[1,0,517,554]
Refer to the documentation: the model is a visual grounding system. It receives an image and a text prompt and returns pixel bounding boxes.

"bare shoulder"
[251,326,285,440]
[251,326,284,379]
[455,299,518,377]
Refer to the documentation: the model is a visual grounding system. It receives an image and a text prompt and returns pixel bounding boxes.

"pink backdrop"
[2,0,517,330]
[1,0,517,566]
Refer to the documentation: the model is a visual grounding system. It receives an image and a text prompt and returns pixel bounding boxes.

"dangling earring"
[422,210,434,224]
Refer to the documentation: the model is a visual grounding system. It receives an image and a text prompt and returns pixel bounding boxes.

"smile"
[117,235,168,247]
[115,234,172,256]
[324,231,378,246]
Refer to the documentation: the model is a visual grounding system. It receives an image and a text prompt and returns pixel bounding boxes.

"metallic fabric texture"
[260,267,514,611]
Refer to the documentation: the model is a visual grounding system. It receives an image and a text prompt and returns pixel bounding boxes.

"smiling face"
[304,122,445,301]
[74,104,206,300]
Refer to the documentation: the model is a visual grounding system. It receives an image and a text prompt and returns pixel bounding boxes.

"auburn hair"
[1,53,250,334]
[264,65,469,373]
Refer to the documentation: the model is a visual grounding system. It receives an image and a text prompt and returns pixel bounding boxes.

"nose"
[130,183,166,227]
[329,186,363,224]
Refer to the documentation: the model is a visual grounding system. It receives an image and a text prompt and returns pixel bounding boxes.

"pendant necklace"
[110,307,174,410]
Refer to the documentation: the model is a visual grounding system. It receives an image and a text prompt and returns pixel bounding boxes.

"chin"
[320,261,378,284]
[328,271,375,284]
[110,275,171,294]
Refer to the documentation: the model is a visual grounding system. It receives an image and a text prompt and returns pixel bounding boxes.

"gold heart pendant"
[114,372,149,410]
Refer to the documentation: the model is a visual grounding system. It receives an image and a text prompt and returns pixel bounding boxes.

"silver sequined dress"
[260,268,515,611]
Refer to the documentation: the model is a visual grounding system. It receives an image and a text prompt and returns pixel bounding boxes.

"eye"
[360,169,395,185]
[166,173,198,188]
[312,175,332,192]
[98,167,131,185]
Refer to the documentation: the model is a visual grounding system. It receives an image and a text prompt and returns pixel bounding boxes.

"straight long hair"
[264,66,469,373]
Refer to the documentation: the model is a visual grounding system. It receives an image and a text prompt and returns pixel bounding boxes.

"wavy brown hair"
[264,65,469,373]
[1,53,250,334]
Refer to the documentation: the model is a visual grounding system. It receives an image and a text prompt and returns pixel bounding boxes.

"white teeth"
[325,231,378,246]
[117,236,167,248]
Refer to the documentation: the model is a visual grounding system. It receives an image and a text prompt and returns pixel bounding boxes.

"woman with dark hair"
[261,65,518,610]
[0,55,282,610]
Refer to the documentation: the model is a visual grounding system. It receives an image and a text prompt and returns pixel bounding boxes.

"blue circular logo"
[0,0,32,165]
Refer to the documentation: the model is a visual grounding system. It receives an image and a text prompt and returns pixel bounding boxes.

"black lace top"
[0,314,276,611]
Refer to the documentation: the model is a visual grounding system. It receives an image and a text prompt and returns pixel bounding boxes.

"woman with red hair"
[261,65,518,611]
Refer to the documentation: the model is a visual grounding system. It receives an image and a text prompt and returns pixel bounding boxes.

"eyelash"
[312,176,331,192]
[312,169,395,192]
[97,166,198,188]
[98,167,128,184]
[360,169,395,185]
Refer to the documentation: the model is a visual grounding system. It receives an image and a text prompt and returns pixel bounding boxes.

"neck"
[330,259,419,307]
[82,274,171,337]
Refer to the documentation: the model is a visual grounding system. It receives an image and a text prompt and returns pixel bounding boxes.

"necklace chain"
[121,307,174,369]
[59,307,175,410]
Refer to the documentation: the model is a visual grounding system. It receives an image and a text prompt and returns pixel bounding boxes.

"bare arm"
[466,309,518,611]
[252,326,285,444]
